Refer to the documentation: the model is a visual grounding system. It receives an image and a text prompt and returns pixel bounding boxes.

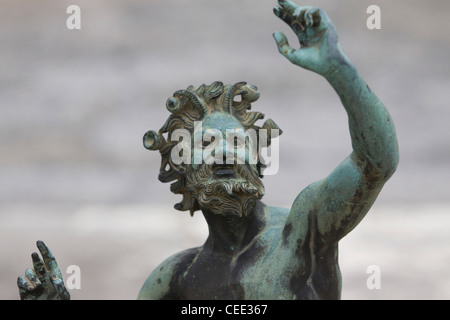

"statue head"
[143,81,282,217]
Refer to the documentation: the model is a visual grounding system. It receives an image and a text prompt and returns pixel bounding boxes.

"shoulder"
[284,180,322,223]
[259,184,320,230]
[137,247,201,300]
[276,181,323,244]
[262,203,290,227]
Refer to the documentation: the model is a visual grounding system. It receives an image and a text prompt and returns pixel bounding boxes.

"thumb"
[50,273,71,300]
[273,31,295,61]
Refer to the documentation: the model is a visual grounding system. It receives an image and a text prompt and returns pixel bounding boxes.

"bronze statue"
[17,0,399,300]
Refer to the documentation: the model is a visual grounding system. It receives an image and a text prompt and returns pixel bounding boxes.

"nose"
[222,136,247,165]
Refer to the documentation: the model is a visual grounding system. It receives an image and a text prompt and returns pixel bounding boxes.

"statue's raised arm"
[14,1,399,301]
[273,0,399,243]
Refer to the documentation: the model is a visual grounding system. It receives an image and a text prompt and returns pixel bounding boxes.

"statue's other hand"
[273,0,345,76]
[17,240,70,300]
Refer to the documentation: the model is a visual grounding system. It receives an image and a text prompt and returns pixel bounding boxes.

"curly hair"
[143,81,282,215]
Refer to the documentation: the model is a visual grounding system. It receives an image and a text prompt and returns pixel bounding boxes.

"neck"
[202,200,266,255]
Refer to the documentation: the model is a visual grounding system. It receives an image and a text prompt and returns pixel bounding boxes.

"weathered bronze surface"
[17,0,398,300]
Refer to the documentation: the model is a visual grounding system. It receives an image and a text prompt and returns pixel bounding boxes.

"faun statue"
[17,0,399,300]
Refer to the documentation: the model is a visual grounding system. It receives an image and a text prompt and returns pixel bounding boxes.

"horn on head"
[172,89,208,116]
[143,130,166,150]
[225,81,247,113]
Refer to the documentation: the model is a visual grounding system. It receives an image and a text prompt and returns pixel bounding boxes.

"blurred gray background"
[1,0,449,299]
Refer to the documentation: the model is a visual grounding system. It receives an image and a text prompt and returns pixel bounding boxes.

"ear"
[262,118,283,146]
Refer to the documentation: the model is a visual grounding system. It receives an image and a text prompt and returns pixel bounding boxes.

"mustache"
[202,178,261,197]
[192,163,263,195]
[186,163,265,217]
[195,163,260,181]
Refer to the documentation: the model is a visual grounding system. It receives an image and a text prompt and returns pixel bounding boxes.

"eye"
[234,136,244,148]
[202,140,211,148]
[202,136,215,148]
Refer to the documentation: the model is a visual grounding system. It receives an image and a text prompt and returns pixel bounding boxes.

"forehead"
[201,112,244,132]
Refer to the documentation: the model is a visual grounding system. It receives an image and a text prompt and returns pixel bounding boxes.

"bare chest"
[177,230,340,300]
[178,235,302,299]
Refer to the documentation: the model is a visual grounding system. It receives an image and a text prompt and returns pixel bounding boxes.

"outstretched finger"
[274,6,305,35]
[36,240,62,278]
[273,5,293,26]
[36,240,61,277]
[277,0,299,14]
[31,251,46,279]
[273,32,295,61]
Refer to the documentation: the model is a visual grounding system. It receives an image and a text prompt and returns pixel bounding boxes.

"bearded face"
[180,112,266,217]
[185,162,265,217]
[143,82,281,217]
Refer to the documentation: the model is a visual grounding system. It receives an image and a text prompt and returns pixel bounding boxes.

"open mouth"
[212,164,236,179]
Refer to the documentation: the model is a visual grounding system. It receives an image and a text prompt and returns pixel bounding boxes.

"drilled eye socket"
[202,136,216,148]
[233,136,244,148]
[202,140,211,148]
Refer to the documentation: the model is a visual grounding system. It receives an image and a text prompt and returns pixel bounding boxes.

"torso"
[170,205,341,300]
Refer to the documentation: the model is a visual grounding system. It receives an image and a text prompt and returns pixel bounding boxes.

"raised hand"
[17,240,70,300]
[273,0,349,76]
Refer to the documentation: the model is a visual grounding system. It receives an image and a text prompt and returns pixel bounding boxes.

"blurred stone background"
[1,0,449,299]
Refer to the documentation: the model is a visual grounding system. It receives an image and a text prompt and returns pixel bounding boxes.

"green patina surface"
[138,0,398,300]
[17,0,398,300]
